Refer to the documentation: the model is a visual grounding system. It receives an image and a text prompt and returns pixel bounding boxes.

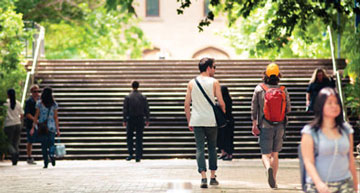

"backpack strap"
[259,83,268,91]
[194,78,215,108]
[260,83,286,91]
[310,129,319,157]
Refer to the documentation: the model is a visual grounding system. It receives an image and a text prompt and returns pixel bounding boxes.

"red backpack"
[260,83,287,123]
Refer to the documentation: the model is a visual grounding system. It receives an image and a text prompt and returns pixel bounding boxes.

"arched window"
[143,48,171,59]
[192,47,230,59]
[143,48,160,59]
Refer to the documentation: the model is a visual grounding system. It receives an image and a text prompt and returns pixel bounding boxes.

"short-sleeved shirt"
[301,122,354,183]
[36,101,58,133]
[24,97,37,129]
[4,99,23,127]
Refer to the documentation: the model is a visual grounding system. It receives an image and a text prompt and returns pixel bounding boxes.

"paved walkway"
[1,159,359,193]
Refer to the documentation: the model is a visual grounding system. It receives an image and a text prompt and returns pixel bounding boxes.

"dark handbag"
[38,107,51,135]
[195,78,227,128]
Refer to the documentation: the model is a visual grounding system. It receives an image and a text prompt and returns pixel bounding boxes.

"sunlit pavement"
[1,159,359,193]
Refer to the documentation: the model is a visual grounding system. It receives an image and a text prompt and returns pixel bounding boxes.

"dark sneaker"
[200,178,208,188]
[267,168,276,188]
[11,153,18,166]
[218,155,226,160]
[27,157,37,165]
[50,156,56,166]
[210,178,219,185]
[222,156,232,161]
[43,163,48,169]
[126,155,133,161]
[135,159,141,162]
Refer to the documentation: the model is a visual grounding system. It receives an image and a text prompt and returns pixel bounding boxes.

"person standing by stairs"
[24,84,40,165]
[30,87,60,169]
[306,68,335,113]
[184,57,226,188]
[123,81,150,162]
[217,86,234,161]
[251,63,291,189]
[3,89,23,165]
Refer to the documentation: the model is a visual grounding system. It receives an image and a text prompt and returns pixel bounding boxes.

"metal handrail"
[21,24,45,108]
[327,25,347,120]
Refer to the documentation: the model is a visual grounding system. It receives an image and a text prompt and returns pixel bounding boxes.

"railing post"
[21,24,45,108]
[327,26,347,121]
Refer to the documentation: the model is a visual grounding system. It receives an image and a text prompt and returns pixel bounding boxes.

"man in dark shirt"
[24,85,40,164]
[123,81,149,162]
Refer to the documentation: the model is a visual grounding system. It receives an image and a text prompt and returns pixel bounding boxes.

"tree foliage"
[177,0,357,49]
[343,26,360,120]
[219,1,332,59]
[14,0,150,59]
[43,5,149,59]
[0,1,28,155]
[14,0,135,23]
[0,2,27,103]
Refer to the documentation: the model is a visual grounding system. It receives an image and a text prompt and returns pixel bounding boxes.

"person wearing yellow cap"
[251,62,291,189]
[265,63,280,77]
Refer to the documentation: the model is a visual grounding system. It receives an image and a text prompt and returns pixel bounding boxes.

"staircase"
[20,59,359,160]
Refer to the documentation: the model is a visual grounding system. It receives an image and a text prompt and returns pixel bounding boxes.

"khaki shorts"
[258,124,284,154]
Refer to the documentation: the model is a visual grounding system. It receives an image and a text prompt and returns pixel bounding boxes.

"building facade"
[134,0,238,59]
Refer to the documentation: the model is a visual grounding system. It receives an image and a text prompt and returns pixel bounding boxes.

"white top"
[189,76,216,127]
[4,99,23,127]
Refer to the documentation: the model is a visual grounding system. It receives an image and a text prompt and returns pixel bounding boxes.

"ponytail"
[7,89,16,110]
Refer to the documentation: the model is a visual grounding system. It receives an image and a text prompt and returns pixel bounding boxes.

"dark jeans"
[4,124,21,155]
[194,127,218,173]
[39,132,55,165]
[126,116,144,159]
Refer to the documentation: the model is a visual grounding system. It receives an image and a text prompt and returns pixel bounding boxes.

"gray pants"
[193,127,218,173]
[4,124,21,155]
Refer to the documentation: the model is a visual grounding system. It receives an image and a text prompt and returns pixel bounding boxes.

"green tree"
[219,1,332,59]
[14,0,150,59]
[0,1,28,155]
[177,0,356,48]
[0,2,27,105]
[43,5,149,59]
[343,26,360,122]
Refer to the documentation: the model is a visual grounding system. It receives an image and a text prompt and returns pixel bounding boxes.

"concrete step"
[19,59,357,160]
